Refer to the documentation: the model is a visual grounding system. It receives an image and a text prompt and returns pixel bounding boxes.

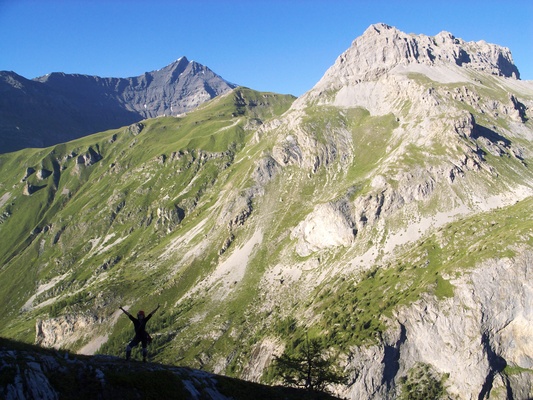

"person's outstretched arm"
[148,304,160,317]
[120,306,133,318]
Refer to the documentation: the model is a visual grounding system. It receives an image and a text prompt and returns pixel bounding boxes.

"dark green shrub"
[399,363,447,400]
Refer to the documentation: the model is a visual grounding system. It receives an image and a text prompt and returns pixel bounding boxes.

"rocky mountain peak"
[167,55,190,69]
[150,56,190,82]
[0,57,236,153]
[315,23,519,89]
[127,57,236,118]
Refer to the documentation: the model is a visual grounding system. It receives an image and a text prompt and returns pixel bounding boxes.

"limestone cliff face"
[35,314,100,348]
[295,23,528,126]
[343,251,533,400]
[275,23,533,258]
[315,22,519,87]
[291,201,355,256]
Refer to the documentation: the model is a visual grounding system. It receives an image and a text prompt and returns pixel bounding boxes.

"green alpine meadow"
[2,24,533,399]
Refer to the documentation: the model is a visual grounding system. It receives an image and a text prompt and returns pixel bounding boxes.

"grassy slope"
[0,88,295,343]
[1,71,533,390]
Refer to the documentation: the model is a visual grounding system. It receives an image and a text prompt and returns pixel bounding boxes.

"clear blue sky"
[0,0,531,96]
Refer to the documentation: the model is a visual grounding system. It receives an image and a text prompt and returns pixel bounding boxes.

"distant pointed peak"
[165,56,190,70]
[173,56,189,65]
[148,57,190,80]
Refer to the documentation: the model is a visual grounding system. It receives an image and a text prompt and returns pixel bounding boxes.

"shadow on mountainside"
[471,123,511,148]
[0,337,341,400]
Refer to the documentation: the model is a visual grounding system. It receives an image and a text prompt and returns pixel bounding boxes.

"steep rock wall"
[343,251,533,399]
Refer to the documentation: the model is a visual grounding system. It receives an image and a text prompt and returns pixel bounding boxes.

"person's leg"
[142,340,148,362]
[126,338,139,360]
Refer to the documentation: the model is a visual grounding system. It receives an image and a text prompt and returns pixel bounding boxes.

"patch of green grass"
[503,365,533,376]
[346,109,399,181]
[434,275,454,299]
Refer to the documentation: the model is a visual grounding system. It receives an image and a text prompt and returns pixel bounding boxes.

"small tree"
[399,362,447,400]
[272,333,346,393]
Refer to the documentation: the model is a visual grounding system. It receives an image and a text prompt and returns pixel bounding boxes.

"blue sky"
[0,0,531,96]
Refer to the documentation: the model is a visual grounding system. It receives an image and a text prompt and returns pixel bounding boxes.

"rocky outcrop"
[155,205,185,233]
[2,338,325,400]
[22,182,43,196]
[36,169,52,180]
[315,23,519,89]
[127,122,144,136]
[341,251,533,399]
[292,201,355,256]
[76,146,102,167]
[253,155,282,186]
[217,192,254,231]
[35,314,99,348]
[72,146,103,175]
[21,167,36,182]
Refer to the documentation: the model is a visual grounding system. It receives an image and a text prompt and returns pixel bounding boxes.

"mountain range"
[0,56,236,153]
[1,23,533,399]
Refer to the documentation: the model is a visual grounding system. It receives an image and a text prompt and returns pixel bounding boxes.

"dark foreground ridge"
[0,337,340,400]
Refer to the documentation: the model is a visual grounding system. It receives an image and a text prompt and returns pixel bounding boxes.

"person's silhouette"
[119,304,160,362]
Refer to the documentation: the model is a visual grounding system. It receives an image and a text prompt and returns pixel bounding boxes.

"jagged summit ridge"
[316,23,519,88]
[295,23,530,118]
[35,56,236,119]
